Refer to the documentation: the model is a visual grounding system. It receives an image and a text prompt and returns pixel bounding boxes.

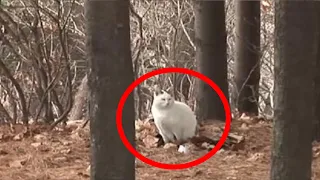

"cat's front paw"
[178,145,189,154]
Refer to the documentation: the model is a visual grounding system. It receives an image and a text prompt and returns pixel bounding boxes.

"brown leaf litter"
[0,117,319,180]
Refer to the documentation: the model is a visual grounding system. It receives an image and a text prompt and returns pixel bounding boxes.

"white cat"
[151,88,198,146]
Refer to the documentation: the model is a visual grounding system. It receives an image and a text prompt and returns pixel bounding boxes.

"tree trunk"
[235,1,261,116]
[313,3,320,142]
[271,1,317,180]
[0,101,12,123]
[194,1,229,122]
[86,1,135,180]
[69,74,88,121]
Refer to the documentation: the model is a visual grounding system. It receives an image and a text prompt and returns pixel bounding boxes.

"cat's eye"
[161,98,165,101]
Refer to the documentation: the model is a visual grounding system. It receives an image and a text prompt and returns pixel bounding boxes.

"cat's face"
[153,90,174,109]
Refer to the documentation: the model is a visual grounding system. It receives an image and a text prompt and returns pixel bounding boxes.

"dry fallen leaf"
[226,176,237,180]
[314,151,320,158]
[135,158,144,168]
[70,131,82,140]
[262,0,271,7]
[136,119,158,135]
[54,156,67,162]
[163,143,177,149]
[33,134,47,142]
[239,113,251,121]
[9,159,27,168]
[313,146,320,158]
[13,133,23,141]
[60,148,72,154]
[143,119,154,128]
[142,135,158,148]
[193,170,203,177]
[78,172,90,178]
[135,119,145,132]
[247,153,265,161]
[61,140,72,146]
[38,144,51,152]
[0,149,8,155]
[86,164,90,173]
[67,120,84,128]
[240,123,249,130]
[201,142,215,150]
[223,154,237,161]
[31,142,42,148]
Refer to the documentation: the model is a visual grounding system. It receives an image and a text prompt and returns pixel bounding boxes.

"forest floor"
[0,118,320,180]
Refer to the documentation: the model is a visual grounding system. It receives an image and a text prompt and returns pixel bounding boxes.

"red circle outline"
[116,67,231,170]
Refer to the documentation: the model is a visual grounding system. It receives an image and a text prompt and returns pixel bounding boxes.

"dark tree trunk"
[271,1,317,180]
[235,1,261,116]
[313,3,320,142]
[194,1,229,121]
[86,1,135,180]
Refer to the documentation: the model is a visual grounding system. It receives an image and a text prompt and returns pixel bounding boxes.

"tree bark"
[69,74,88,121]
[235,1,261,116]
[194,1,229,121]
[86,1,135,180]
[313,3,320,142]
[271,1,317,180]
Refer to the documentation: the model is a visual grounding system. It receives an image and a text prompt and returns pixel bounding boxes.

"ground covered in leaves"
[0,118,320,180]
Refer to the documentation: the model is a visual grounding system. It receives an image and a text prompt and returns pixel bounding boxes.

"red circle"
[116,67,231,170]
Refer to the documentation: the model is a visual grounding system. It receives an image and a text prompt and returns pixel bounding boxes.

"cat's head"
[152,87,174,109]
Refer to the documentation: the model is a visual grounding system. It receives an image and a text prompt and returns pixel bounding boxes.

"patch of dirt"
[0,119,319,180]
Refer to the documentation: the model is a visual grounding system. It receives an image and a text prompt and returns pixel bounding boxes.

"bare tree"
[235,1,261,116]
[86,0,135,180]
[194,1,229,121]
[69,75,88,121]
[271,1,317,180]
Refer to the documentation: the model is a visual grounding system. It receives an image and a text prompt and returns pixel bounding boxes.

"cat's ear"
[165,87,174,96]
